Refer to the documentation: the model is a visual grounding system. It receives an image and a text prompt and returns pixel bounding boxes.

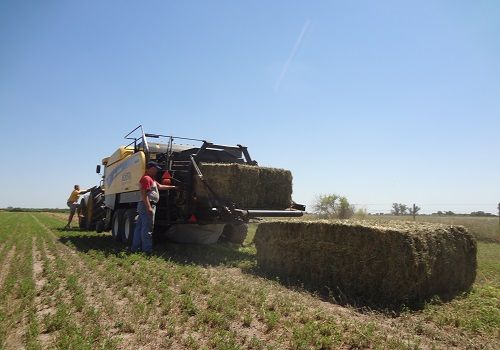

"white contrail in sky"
[274,19,311,92]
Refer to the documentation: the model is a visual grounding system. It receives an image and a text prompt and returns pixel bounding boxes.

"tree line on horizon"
[312,197,499,218]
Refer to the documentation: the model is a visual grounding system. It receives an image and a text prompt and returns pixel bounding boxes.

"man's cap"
[146,161,161,170]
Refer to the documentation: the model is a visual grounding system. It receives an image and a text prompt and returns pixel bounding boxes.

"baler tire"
[86,187,105,231]
[78,198,88,230]
[86,193,95,230]
[221,223,248,245]
[95,219,105,233]
[80,197,88,217]
[111,209,125,242]
[122,209,137,246]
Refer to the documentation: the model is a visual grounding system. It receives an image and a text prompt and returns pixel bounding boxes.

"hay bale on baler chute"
[194,163,293,209]
[257,167,293,209]
[254,220,477,306]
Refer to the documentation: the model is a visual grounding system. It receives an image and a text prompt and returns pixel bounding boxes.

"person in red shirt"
[131,161,176,254]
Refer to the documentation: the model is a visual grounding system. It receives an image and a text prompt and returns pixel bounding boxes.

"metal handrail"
[124,125,149,154]
[123,126,254,164]
[145,134,206,143]
[124,125,143,139]
[140,125,149,154]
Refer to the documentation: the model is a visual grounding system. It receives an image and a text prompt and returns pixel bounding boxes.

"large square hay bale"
[254,220,477,306]
[193,163,292,209]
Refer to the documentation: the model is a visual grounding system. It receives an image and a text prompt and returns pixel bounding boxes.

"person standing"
[65,185,90,229]
[131,161,176,254]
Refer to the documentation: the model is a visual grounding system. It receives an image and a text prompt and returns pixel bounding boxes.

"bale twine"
[254,220,477,306]
[194,163,292,209]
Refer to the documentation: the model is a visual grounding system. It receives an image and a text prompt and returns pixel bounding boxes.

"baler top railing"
[124,125,150,154]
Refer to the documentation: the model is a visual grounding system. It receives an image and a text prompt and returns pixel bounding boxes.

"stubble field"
[0,212,498,349]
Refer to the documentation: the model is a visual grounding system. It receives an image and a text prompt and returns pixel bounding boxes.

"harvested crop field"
[255,220,477,306]
[0,212,498,349]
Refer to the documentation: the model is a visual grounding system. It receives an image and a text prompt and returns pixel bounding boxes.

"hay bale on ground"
[254,220,477,306]
[193,163,292,209]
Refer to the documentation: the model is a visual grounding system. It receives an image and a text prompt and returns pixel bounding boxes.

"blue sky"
[1,1,499,214]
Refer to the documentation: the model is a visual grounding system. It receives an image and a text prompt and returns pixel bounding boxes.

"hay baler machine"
[145,132,305,224]
[85,126,304,245]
